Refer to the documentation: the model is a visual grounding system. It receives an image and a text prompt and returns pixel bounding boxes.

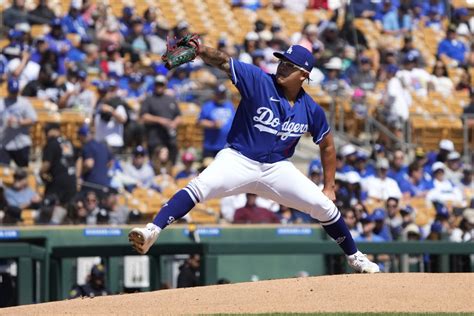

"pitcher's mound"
[2,273,473,315]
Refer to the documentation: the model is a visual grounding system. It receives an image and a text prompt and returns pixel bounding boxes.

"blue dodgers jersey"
[227,58,330,163]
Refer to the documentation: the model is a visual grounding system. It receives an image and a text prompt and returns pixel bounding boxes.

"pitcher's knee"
[183,177,206,204]
[309,201,340,226]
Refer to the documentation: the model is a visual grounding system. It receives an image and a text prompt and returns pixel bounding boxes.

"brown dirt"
[1,273,473,315]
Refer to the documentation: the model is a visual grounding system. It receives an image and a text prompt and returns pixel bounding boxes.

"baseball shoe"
[128,223,160,255]
[347,251,380,273]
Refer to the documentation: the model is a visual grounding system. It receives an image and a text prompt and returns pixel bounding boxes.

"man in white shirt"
[122,146,156,190]
[427,162,463,205]
[94,82,128,151]
[4,46,40,90]
[396,52,431,97]
[362,158,402,201]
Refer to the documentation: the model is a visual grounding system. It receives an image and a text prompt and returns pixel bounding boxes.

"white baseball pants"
[184,148,340,225]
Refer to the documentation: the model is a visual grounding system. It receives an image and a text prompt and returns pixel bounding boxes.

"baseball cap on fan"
[273,45,315,73]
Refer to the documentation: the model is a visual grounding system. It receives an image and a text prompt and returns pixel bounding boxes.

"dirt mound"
[1,273,473,315]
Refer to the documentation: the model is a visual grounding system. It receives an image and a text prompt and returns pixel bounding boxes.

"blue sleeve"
[229,58,265,99]
[311,104,331,144]
[437,40,448,56]
[198,102,212,121]
[82,143,93,160]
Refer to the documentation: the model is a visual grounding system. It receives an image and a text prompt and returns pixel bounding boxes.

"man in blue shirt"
[78,125,113,196]
[437,25,467,65]
[198,84,235,158]
[129,42,379,273]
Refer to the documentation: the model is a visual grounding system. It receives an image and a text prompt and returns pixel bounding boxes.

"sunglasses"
[278,60,309,73]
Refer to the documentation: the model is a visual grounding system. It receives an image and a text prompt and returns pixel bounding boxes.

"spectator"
[308,161,323,188]
[175,152,197,180]
[140,75,181,163]
[177,254,200,288]
[297,24,321,52]
[101,188,129,225]
[403,223,421,241]
[0,78,37,167]
[40,123,77,222]
[45,18,73,75]
[4,44,40,90]
[351,0,377,19]
[398,35,425,68]
[397,52,431,97]
[429,60,454,98]
[28,0,55,25]
[125,18,151,59]
[342,208,360,238]
[67,197,87,224]
[319,22,346,60]
[94,80,128,151]
[61,70,97,115]
[421,0,446,17]
[78,125,113,194]
[349,56,376,91]
[427,162,463,205]
[83,190,109,225]
[62,2,89,40]
[399,162,433,198]
[354,151,375,179]
[278,204,314,224]
[151,146,173,177]
[21,66,61,103]
[4,169,41,209]
[355,213,385,242]
[432,139,454,164]
[69,264,110,298]
[454,8,474,38]
[168,67,198,102]
[321,57,351,97]
[399,205,415,229]
[424,8,443,31]
[97,20,124,52]
[455,69,471,93]
[372,208,392,241]
[450,208,473,242]
[362,158,402,201]
[233,193,280,224]
[463,88,474,115]
[2,0,28,29]
[122,146,156,190]
[385,197,403,239]
[459,167,473,203]
[198,84,235,158]
[387,149,408,186]
[378,0,401,35]
[444,151,463,186]
[437,25,467,67]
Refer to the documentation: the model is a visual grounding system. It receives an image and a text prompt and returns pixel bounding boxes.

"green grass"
[209,313,473,316]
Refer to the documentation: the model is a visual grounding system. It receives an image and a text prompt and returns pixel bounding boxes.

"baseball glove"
[161,34,201,70]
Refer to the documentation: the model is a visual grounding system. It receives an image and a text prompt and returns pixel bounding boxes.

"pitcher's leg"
[258,161,357,255]
[152,149,258,229]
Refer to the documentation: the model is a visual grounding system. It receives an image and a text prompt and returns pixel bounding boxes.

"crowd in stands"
[0,0,472,248]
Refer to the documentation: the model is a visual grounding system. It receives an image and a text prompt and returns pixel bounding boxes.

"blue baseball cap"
[77,70,88,80]
[78,124,89,136]
[130,73,143,84]
[273,45,315,73]
[51,18,62,27]
[360,212,374,223]
[435,204,449,218]
[8,29,24,39]
[7,78,20,93]
[372,208,386,221]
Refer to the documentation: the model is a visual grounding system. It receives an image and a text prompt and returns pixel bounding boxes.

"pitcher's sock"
[152,189,196,229]
[322,215,358,256]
